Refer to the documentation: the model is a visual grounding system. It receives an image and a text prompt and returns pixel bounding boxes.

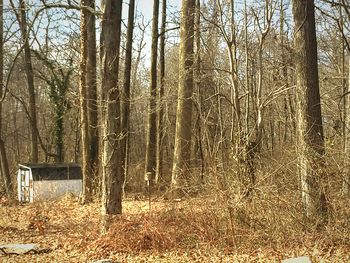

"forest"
[1,0,350,262]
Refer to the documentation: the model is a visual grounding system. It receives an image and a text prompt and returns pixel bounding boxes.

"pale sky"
[135,0,182,20]
[132,0,182,66]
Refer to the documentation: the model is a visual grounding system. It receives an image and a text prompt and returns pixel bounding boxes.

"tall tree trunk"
[100,0,123,221]
[122,0,135,190]
[254,0,273,151]
[194,0,205,181]
[293,0,327,220]
[171,0,195,195]
[280,0,295,143]
[280,0,288,143]
[0,0,12,198]
[244,0,249,142]
[145,0,159,186]
[343,55,350,194]
[256,45,264,149]
[19,0,38,163]
[156,0,166,184]
[242,0,255,194]
[86,0,99,193]
[228,0,241,149]
[243,0,273,197]
[339,2,350,195]
[80,0,92,203]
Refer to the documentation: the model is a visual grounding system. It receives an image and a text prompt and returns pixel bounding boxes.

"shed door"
[20,169,31,202]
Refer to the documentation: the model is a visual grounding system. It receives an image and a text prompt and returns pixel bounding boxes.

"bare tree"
[10,0,39,162]
[171,0,196,195]
[156,0,166,184]
[338,0,350,195]
[252,0,275,150]
[280,0,295,143]
[145,0,159,186]
[0,0,13,198]
[100,0,123,223]
[194,0,205,180]
[215,0,241,152]
[86,0,99,192]
[293,0,327,219]
[122,0,135,188]
[343,52,350,195]
[80,0,91,203]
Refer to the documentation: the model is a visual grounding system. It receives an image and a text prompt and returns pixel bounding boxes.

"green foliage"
[32,49,74,162]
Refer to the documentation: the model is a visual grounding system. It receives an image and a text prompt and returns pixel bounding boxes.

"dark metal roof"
[19,163,80,169]
[18,163,82,181]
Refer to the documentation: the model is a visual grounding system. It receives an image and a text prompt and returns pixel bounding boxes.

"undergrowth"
[2,149,350,261]
[89,148,350,259]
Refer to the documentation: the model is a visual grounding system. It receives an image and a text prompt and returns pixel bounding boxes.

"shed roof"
[19,163,80,169]
[18,163,82,181]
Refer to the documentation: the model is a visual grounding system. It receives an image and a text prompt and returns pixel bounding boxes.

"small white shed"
[17,163,82,202]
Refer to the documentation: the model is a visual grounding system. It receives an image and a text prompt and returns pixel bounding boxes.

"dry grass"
[1,194,350,262]
[1,153,350,262]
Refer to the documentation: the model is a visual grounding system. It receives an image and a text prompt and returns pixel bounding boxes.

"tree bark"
[343,55,350,194]
[254,0,273,151]
[0,0,13,198]
[122,0,135,190]
[228,0,241,148]
[293,0,327,220]
[339,2,350,195]
[86,0,99,192]
[100,0,123,220]
[280,0,289,143]
[19,0,38,163]
[171,0,195,195]
[156,0,166,184]
[194,0,205,181]
[80,0,92,203]
[244,0,249,142]
[145,0,159,186]
[280,0,295,143]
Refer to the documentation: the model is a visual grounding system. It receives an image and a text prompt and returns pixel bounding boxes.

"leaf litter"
[1,194,350,262]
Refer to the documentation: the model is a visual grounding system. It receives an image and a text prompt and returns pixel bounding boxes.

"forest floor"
[1,193,350,262]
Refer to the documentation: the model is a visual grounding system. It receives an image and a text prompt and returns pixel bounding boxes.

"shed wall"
[33,179,82,201]
[17,168,33,202]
